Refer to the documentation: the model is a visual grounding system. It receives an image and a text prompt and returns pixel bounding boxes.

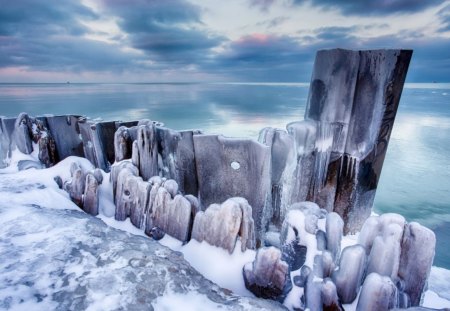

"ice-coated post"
[303,49,413,233]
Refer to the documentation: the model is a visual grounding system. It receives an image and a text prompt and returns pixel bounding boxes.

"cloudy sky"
[0,0,449,82]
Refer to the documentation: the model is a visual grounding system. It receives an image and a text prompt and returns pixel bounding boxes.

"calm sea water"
[1,82,449,268]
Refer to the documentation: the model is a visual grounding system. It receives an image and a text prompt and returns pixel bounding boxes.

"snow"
[176,239,255,297]
[151,287,224,311]
[160,235,256,297]
[423,290,450,309]
[1,151,450,310]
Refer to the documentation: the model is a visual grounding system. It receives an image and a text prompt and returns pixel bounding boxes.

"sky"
[0,0,449,83]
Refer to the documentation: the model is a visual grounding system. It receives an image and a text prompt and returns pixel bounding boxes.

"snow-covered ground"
[1,153,449,310]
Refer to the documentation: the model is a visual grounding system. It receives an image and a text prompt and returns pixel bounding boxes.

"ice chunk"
[322,278,344,311]
[304,271,322,311]
[243,246,292,301]
[110,161,138,199]
[163,179,179,198]
[286,120,318,156]
[366,223,403,279]
[358,213,405,255]
[129,178,151,229]
[321,250,335,279]
[332,245,367,304]
[64,162,86,206]
[316,229,327,251]
[398,222,436,306]
[258,127,295,227]
[232,197,256,252]
[192,198,244,253]
[293,265,312,288]
[356,273,397,311]
[83,173,99,216]
[326,212,344,262]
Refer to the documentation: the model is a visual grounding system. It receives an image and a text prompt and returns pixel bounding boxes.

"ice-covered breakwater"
[0,49,413,238]
[1,48,439,310]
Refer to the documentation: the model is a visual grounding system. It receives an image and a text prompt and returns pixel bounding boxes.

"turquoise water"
[1,82,449,268]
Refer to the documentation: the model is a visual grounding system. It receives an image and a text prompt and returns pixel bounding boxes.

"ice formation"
[1,48,445,310]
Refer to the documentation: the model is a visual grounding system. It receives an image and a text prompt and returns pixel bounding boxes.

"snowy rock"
[332,245,367,304]
[326,212,344,262]
[148,226,165,240]
[82,173,98,216]
[243,246,292,301]
[54,176,63,189]
[281,237,307,271]
[280,207,318,269]
[356,273,397,311]
[38,135,57,167]
[398,222,436,306]
[0,203,287,311]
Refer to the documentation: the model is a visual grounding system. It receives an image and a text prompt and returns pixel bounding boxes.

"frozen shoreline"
[1,154,449,310]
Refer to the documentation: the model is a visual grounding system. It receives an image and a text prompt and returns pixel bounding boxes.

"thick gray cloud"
[0,0,96,36]
[100,0,223,65]
[0,0,141,72]
[0,0,449,82]
[207,26,450,82]
[301,0,445,15]
[250,0,445,15]
[207,34,314,81]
